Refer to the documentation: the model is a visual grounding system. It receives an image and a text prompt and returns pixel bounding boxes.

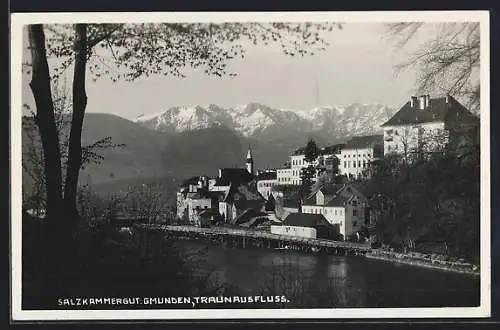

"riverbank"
[366,249,480,276]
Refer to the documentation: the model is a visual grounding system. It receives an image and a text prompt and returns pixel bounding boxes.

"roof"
[325,194,348,207]
[381,96,479,127]
[320,144,345,155]
[198,208,222,217]
[256,171,277,181]
[292,147,306,156]
[343,135,383,150]
[223,183,265,211]
[182,176,201,187]
[234,209,268,225]
[216,168,254,186]
[283,213,332,228]
[319,184,344,196]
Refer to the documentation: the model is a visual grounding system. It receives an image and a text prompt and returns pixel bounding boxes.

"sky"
[22,23,430,121]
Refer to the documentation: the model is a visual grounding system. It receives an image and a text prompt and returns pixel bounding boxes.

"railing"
[136,224,371,252]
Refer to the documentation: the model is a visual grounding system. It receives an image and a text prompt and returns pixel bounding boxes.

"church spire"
[245,147,254,175]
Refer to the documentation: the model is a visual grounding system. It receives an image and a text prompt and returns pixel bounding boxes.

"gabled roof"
[325,194,348,207]
[343,135,383,150]
[318,184,344,196]
[223,182,265,211]
[283,213,331,228]
[381,96,478,127]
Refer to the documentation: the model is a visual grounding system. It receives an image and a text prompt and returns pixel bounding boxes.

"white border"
[10,11,491,321]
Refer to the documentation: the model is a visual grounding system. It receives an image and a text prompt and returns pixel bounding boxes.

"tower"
[245,147,254,175]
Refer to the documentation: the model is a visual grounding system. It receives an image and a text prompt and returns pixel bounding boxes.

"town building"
[271,213,341,239]
[338,135,384,179]
[176,148,268,227]
[218,182,266,224]
[301,183,369,240]
[276,144,344,185]
[381,94,479,159]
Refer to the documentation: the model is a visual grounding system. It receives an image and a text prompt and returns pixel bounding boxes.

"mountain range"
[22,102,397,201]
[135,102,396,139]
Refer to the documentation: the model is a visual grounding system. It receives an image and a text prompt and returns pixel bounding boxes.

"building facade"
[301,183,369,240]
[338,135,383,179]
[381,94,478,160]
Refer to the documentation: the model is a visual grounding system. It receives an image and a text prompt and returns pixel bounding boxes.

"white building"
[381,94,478,159]
[338,135,383,179]
[270,225,317,239]
[277,144,343,185]
[301,183,369,240]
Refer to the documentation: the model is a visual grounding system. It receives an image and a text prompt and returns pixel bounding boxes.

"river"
[175,239,480,308]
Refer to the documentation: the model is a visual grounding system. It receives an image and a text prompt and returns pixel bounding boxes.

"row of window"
[343,153,371,158]
[343,160,369,169]
[277,177,300,184]
[304,207,344,216]
[258,182,277,188]
[291,158,306,166]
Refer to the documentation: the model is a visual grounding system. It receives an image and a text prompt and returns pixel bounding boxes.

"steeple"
[245,147,254,175]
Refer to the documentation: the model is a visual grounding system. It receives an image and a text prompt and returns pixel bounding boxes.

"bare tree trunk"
[64,24,88,220]
[27,25,63,221]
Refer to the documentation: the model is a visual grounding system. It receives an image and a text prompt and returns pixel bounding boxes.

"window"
[353,162,356,168]
[344,161,347,168]
[358,161,361,167]
[353,221,357,227]
[353,209,358,216]
[352,200,357,206]
[335,210,337,215]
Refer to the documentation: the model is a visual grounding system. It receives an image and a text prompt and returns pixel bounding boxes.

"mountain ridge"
[134,102,398,139]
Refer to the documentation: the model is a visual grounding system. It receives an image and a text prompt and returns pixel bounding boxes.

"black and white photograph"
[10,11,490,320]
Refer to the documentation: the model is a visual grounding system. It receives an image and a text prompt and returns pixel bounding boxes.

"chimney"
[418,95,426,110]
[410,96,418,108]
[445,94,451,104]
[425,94,430,108]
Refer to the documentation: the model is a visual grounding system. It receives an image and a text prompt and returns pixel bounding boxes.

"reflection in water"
[175,240,479,308]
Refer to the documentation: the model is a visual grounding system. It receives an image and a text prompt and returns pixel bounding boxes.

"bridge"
[134,224,372,256]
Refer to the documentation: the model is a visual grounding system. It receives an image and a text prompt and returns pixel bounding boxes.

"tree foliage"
[38,22,339,81]
[26,22,338,223]
[368,137,480,263]
[299,138,321,199]
[387,22,480,112]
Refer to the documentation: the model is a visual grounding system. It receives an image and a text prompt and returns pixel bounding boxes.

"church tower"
[245,147,254,175]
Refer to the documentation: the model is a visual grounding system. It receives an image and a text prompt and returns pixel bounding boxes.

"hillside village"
[175,94,479,242]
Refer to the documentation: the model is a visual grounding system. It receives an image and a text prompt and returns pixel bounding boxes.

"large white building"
[276,144,343,185]
[381,94,479,159]
[338,135,384,179]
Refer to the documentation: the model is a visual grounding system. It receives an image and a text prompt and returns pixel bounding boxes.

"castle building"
[381,94,479,160]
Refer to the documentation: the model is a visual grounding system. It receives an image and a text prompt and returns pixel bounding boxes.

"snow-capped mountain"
[135,102,397,138]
